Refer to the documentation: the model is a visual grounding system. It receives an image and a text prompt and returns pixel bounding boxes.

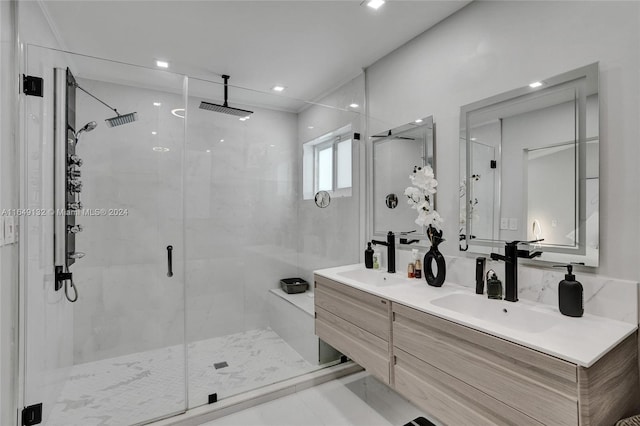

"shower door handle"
[166,245,173,278]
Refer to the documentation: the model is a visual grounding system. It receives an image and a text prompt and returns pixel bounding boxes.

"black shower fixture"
[199,75,254,117]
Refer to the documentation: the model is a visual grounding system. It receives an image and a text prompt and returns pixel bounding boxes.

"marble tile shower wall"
[74,78,187,363]
[73,78,301,363]
[185,93,299,344]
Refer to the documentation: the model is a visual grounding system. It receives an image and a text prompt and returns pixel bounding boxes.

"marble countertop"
[314,263,637,368]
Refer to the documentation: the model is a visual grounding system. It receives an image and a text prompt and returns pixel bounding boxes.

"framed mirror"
[371,116,435,242]
[459,63,599,266]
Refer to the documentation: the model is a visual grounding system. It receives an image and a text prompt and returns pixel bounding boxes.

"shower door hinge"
[208,393,218,404]
[353,132,360,140]
[22,403,42,426]
[490,160,497,169]
[22,75,43,97]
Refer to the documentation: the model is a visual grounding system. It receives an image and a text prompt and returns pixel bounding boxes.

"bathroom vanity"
[314,265,640,426]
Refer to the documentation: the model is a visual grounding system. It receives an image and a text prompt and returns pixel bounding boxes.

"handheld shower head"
[75,121,97,139]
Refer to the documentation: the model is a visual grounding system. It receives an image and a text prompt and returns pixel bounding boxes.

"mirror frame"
[369,116,435,246]
[459,63,599,266]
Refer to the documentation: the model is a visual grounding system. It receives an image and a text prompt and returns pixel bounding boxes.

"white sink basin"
[431,293,557,333]
[337,268,404,287]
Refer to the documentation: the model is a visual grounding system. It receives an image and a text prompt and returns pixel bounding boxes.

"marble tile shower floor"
[46,328,319,426]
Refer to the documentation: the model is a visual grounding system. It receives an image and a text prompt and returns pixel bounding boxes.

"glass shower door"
[21,45,187,426]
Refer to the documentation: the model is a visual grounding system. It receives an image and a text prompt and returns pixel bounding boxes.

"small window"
[303,125,353,200]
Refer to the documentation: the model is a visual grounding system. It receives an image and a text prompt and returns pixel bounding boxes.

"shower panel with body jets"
[53,68,138,302]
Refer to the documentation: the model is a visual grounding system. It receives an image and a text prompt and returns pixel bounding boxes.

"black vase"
[424,226,446,287]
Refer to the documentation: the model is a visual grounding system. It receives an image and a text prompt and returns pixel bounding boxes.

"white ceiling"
[40,0,470,111]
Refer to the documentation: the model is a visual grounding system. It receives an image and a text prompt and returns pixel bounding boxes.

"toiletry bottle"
[407,263,415,278]
[557,264,583,317]
[414,259,422,279]
[372,249,380,270]
[365,242,374,269]
[486,270,502,300]
[475,257,486,294]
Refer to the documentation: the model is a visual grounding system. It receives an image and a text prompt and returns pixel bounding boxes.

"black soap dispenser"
[558,264,583,317]
[365,242,374,269]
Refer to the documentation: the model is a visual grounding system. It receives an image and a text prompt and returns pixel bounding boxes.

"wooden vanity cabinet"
[313,274,640,425]
[393,303,640,426]
[314,275,392,384]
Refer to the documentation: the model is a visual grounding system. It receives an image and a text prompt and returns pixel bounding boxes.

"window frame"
[303,125,353,200]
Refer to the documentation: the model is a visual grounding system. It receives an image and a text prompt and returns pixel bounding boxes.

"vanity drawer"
[316,306,390,383]
[393,303,578,426]
[315,275,390,341]
[395,348,543,426]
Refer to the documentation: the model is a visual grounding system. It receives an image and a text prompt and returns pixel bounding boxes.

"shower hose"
[64,265,78,303]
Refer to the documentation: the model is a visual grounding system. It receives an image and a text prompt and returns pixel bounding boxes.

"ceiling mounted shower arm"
[198,74,253,117]
[73,83,121,117]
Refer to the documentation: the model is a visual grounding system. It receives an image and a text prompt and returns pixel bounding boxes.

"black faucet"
[372,231,396,273]
[399,230,419,245]
[490,240,543,302]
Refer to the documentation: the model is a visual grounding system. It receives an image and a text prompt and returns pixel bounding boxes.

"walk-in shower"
[20,44,362,426]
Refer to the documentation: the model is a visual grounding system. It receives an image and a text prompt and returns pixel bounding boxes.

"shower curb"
[148,362,363,426]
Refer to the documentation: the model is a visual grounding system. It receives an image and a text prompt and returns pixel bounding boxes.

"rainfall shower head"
[105,112,138,128]
[199,101,253,117]
[76,121,97,138]
[74,83,138,128]
[199,75,254,117]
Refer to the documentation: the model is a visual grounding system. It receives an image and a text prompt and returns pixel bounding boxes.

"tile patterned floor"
[46,328,320,426]
[199,371,435,426]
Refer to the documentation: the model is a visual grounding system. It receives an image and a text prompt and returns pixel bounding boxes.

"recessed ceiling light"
[367,0,385,10]
[349,103,359,108]
[415,119,423,123]
[152,146,169,152]
[239,117,247,121]
[471,137,477,141]
[171,108,185,118]
[270,144,275,147]
[529,81,543,88]
[206,149,211,153]
[151,131,157,135]
[272,85,285,92]
[156,60,169,68]
[308,126,314,129]
[153,102,162,107]
[220,139,224,143]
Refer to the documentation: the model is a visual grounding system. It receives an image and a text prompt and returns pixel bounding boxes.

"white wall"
[0,2,18,424]
[366,1,640,281]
